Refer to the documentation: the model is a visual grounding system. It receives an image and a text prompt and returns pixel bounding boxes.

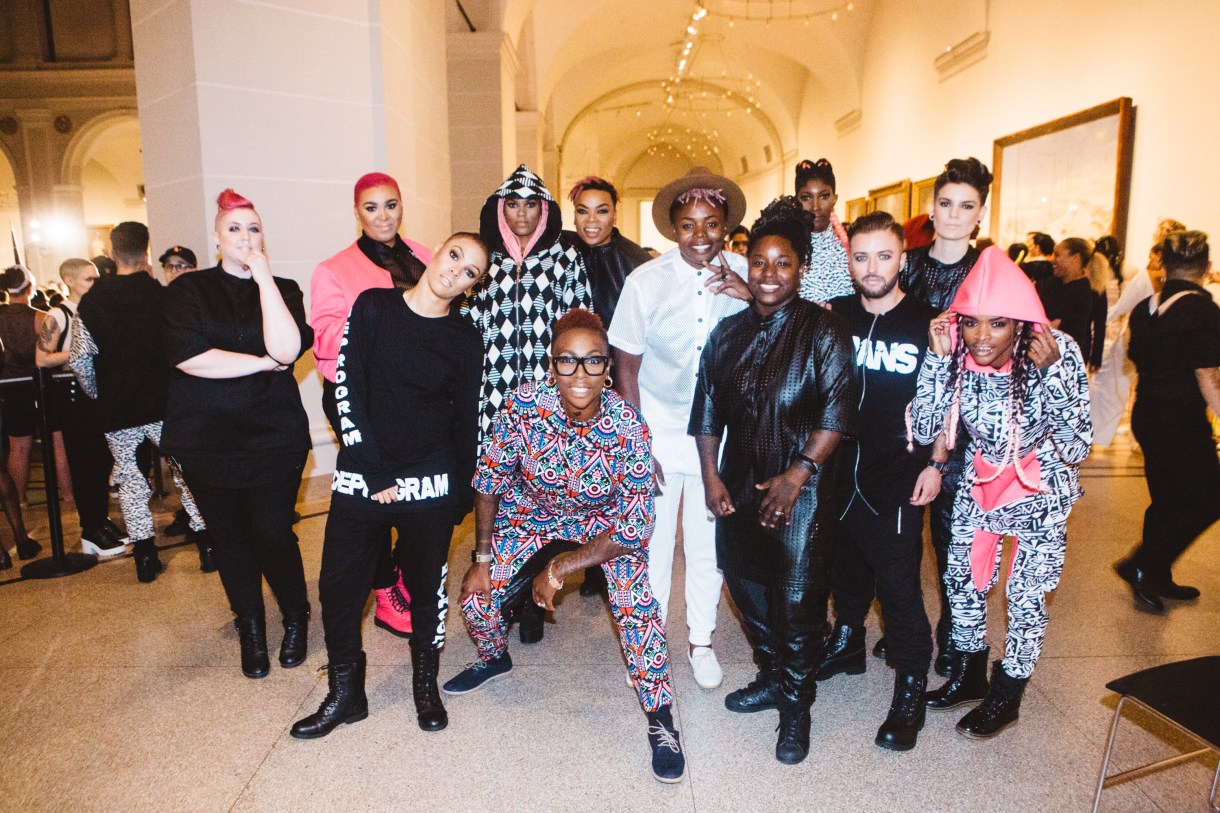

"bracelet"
[471,550,493,564]
[267,353,294,367]
[793,453,820,474]
[928,459,948,473]
[546,560,564,590]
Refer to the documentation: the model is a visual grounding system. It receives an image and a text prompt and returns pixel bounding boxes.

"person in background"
[609,166,752,691]
[1041,237,1106,371]
[1021,232,1055,284]
[1007,243,1028,264]
[157,245,202,545]
[311,172,433,641]
[35,258,126,559]
[1116,230,1220,611]
[903,214,935,252]
[793,158,853,303]
[726,225,751,256]
[0,270,39,569]
[565,175,652,598]
[91,255,117,277]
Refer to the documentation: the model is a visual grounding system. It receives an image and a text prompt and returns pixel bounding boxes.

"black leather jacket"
[566,229,652,327]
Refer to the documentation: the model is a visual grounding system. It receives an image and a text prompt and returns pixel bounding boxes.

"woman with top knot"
[910,247,1092,739]
[793,158,853,303]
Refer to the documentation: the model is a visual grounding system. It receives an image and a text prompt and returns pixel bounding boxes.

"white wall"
[801,0,1220,264]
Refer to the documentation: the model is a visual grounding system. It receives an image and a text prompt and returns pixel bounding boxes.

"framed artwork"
[867,179,911,220]
[911,176,937,219]
[990,97,1135,248]
[845,197,868,222]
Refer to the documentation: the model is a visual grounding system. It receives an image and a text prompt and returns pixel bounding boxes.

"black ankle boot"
[925,648,989,710]
[815,623,865,681]
[15,537,41,560]
[775,700,812,765]
[934,623,954,677]
[279,604,309,668]
[190,529,217,573]
[291,654,369,739]
[410,643,448,732]
[957,662,1028,739]
[724,671,781,713]
[519,600,544,644]
[132,539,163,583]
[234,613,270,678]
[876,670,927,751]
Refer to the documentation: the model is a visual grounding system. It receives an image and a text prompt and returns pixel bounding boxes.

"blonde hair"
[1085,248,1110,294]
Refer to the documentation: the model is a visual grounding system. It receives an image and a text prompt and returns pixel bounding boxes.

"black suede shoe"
[579,565,607,597]
[279,605,310,668]
[815,623,865,681]
[775,702,812,765]
[410,643,448,732]
[234,613,270,678]
[873,636,888,660]
[956,662,1027,739]
[15,537,41,560]
[646,709,686,783]
[724,673,780,713]
[518,600,544,644]
[1158,577,1200,601]
[291,655,369,739]
[925,648,989,710]
[876,671,927,751]
[1114,560,1165,612]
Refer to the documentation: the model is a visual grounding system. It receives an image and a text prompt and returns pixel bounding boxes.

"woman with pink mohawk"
[909,246,1092,740]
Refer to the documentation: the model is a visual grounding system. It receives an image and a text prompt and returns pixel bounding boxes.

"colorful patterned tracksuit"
[459,381,673,712]
[910,331,1092,679]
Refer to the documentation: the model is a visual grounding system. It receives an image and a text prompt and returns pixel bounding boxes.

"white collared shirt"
[608,247,748,474]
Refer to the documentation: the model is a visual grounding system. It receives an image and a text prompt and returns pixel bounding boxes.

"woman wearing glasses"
[444,308,684,784]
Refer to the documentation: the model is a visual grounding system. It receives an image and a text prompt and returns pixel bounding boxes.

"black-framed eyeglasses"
[163,261,195,271]
[553,355,610,376]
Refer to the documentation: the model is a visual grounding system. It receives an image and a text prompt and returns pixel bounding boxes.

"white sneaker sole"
[653,767,687,784]
[82,539,129,558]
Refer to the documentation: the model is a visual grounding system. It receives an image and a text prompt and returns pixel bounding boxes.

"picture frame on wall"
[845,197,868,222]
[990,97,1135,248]
[867,179,911,220]
[911,176,937,219]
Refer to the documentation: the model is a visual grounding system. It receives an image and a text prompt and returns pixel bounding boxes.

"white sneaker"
[688,646,723,689]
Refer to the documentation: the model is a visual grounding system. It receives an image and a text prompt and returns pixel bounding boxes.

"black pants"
[322,380,396,591]
[319,501,454,662]
[1130,401,1220,581]
[184,468,309,618]
[928,444,966,647]
[724,573,828,707]
[58,391,113,534]
[830,500,933,674]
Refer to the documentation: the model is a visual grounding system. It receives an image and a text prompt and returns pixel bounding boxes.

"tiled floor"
[1,436,1216,812]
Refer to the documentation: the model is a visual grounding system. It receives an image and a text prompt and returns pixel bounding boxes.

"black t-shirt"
[330,288,482,514]
[899,243,980,311]
[1020,259,1054,285]
[829,294,937,510]
[1129,279,1220,407]
[161,267,313,474]
[76,271,170,432]
[1039,277,1100,362]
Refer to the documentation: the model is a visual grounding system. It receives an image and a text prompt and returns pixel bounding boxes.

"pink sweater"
[309,239,433,382]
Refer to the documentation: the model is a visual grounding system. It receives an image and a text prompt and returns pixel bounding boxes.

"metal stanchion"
[20,368,98,579]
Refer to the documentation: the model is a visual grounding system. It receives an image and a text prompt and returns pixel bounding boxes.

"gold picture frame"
[867,179,912,220]
[845,197,868,223]
[910,176,937,219]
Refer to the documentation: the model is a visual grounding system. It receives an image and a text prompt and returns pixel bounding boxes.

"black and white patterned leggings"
[945,515,1066,679]
[104,422,205,541]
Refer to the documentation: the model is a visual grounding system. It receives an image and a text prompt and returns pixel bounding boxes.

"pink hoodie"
[309,238,433,382]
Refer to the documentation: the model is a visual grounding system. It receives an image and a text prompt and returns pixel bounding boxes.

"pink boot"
[374,572,412,638]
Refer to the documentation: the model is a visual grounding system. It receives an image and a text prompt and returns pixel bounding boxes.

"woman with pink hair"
[163,189,314,679]
[310,172,433,639]
[909,247,1092,740]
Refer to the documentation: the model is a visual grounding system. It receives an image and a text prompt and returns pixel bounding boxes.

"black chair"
[1093,655,1220,812]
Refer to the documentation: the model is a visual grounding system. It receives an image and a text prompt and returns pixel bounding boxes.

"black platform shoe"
[234,612,270,679]
[775,701,812,765]
[724,672,781,713]
[815,623,865,680]
[876,670,927,751]
[925,648,989,710]
[956,662,1028,739]
[291,654,369,739]
[279,605,310,668]
[410,643,448,732]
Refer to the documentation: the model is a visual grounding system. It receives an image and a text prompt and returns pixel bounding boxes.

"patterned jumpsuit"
[909,330,1092,678]
[459,380,673,712]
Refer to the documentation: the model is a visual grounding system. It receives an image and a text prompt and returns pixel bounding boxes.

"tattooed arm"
[34,311,69,368]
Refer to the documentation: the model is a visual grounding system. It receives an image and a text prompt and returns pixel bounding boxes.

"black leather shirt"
[567,229,652,327]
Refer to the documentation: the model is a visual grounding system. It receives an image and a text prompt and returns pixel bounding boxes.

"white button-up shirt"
[608,247,748,475]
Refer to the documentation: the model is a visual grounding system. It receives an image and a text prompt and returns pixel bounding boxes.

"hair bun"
[216,188,255,212]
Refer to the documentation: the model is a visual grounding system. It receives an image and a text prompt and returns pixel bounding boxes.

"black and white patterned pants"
[945,514,1066,679]
[104,422,204,541]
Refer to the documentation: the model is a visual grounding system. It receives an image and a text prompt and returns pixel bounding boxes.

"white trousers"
[647,471,721,647]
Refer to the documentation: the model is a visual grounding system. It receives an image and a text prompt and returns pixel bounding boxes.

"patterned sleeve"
[1043,330,1093,465]
[472,392,524,495]
[460,265,491,344]
[609,413,656,550]
[67,317,99,399]
[909,352,953,445]
[561,242,594,313]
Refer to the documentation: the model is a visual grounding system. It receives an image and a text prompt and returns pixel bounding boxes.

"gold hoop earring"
[604,375,614,389]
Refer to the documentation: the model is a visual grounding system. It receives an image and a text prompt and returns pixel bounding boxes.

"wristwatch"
[471,550,494,564]
[928,459,948,473]
[794,453,820,474]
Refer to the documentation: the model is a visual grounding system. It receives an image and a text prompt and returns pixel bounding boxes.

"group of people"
[12,149,1216,785]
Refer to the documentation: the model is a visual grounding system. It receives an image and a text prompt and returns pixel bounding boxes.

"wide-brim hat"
[651,166,746,241]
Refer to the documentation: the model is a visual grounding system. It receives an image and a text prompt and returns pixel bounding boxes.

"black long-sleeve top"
[330,288,482,515]
[566,228,652,328]
[1039,277,1106,366]
[161,267,313,479]
[899,243,981,311]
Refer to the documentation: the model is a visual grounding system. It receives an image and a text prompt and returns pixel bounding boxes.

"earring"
[604,375,614,389]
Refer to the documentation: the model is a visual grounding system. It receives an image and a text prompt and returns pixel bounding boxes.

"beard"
[855,273,901,299]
